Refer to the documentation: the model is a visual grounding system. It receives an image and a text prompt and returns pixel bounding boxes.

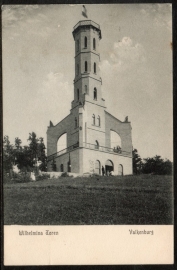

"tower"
[72,20,104,109]
[71,20,106,151]
[47,19,133,176]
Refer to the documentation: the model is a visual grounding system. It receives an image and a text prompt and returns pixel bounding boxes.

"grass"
[3,174,173,225]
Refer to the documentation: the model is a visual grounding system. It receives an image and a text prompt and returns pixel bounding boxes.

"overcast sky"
[2,4,172,160]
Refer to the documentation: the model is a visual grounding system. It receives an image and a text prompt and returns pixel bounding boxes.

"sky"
[2,4,173,160]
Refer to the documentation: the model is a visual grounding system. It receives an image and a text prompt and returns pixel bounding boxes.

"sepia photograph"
[2,3,173,265]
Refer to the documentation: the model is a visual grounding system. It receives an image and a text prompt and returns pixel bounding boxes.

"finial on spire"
[82,5,88,18]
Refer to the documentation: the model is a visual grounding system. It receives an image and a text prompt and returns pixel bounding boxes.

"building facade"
[47,20,133,175]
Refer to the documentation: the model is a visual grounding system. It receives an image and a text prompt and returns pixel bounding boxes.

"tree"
[38,137,47,171]
[28,132,39,162]
[15,145,33,172]
[142,155,172,175]
[3,136,14,172]
[3,133,47,174]
[132,148,142,174]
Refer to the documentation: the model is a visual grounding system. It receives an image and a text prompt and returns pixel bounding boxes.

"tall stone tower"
[47,19,133,176]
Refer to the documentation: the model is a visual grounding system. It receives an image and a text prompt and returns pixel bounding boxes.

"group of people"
[101,166,114,176]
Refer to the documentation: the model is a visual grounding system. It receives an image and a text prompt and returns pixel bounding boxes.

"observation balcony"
[72,20,102,39]
[47,142,131,162]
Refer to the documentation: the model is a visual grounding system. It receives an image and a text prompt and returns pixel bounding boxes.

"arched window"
[85,61,87,72]
[92,114,95,125]
[93,38,96,50]
[95,140,99,150]
[77,64,79,76]
[95,160,101,174]
[94,62,96,73]
[93,88,97,100]
[84,36,87,48]
[77,89,79,100]
[57,133,67,153]
[85,85,87,94]
[77,40,79,51]
[118,164,123,176]
[75,117,77,128]
[60,164,64,172]
[110,130,122,153]
[97,115,100,126]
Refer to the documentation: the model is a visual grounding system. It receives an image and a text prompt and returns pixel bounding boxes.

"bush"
[36,174,50,181]
[61,172,69,177]
[91,173,100,178]
[12,172,31,183]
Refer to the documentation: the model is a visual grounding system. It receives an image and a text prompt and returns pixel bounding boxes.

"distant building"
[47,19,132,175]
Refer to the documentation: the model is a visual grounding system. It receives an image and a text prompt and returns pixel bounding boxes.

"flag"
[82,5,88,18]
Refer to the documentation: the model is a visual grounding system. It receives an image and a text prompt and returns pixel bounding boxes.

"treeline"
[3,134,173,176]
[3,132,47,173]
[133,149,173,175]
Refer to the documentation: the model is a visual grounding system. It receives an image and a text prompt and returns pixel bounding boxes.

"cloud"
[100,37,145,74]
[140,4,172,32]
[2,5,39,28]
[2,5,61,42]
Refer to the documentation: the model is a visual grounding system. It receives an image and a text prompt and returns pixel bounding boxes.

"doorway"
[105,160,114,175]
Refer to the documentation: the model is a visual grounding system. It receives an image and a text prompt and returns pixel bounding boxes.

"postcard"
[2,4,173,265]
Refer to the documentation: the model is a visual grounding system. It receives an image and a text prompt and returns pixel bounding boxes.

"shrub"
[91,173,100,178]
[61,172,69,177]
[36,174,50,181]
[12,172,31,183]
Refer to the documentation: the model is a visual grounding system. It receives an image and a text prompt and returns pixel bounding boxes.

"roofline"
[105,110,131,124]
[72,20,102,39]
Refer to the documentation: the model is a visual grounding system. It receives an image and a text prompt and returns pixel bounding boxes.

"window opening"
[93,38,96,50]
[92,114,95,125]
[85,61,87,72]
[95,140,99,150]
[60,164,64,172]
[94,62,96,73]
[84,36,87,48]
[93,88,97,100]
[97,115,100,126]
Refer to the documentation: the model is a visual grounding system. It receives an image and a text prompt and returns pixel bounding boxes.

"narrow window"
[93,38,96,50]
[75,117,77,128]
[95,140,99,150]
[77,64,79,76]
[85,61,87,72]
[94,62,96,73]
[97,115,100,126]
[84,36,87,48]
[77,40,79,51]
[93,88,97,100]
[60,164,64,172]
[77,89,79,100]
[92,114,95,125]
[85,85,87,94]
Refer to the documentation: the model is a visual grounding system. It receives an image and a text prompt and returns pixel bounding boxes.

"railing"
[82,142,131,157]
[47,142,131,162]
[47,142,79,162]
[73,20,100,31]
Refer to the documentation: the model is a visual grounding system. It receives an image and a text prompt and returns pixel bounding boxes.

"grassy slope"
[3,175,173,225]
